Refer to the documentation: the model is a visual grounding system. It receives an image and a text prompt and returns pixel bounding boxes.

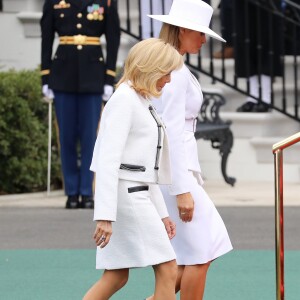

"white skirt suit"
[152,65,233,265]
[90,82,176,270]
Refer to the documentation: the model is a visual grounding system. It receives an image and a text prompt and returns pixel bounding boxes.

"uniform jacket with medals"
[40,0,120,93]
[90,82,172,222]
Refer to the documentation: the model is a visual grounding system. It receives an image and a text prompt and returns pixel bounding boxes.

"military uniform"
[40,0,120,208]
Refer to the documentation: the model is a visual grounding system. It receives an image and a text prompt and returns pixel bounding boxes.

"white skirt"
[96,180,176,270]
[160,172,233,265]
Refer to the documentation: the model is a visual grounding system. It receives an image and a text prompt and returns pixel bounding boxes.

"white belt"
[185,118,197,132]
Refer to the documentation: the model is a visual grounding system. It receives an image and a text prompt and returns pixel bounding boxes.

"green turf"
[0,250,299,300]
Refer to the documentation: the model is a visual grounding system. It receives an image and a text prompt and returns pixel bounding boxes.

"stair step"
[197,136,300,183]
[251,137,300,163]
[200,81,300,113]
[220,111,300,138]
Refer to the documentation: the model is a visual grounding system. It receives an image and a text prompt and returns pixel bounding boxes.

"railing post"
[274,149,284,300]
[273,132,300,300]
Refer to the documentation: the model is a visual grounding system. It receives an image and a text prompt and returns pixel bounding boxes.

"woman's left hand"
[176,192,194,222]
[93,220,112,248]
[162,217,176,239]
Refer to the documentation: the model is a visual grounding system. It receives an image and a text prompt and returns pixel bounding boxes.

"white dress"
[152,65,233,265]
[90,83,176,270]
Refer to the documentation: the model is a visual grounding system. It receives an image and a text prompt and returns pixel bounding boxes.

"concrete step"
[200,80,300,113]
[197,56,300,84]
[197,136,300,183]
[196,108,300,183]
[251,136,300,164]
[220,111,300,138]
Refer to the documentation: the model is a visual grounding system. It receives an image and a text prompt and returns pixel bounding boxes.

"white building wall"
[3,0,43,12]
[0,12,42,70]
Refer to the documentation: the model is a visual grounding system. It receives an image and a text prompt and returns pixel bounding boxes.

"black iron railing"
[119,0,300,122]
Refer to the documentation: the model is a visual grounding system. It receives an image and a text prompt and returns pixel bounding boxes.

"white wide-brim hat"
[148,0,225,42]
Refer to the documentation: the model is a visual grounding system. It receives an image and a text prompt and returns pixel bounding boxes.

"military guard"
[40,0,120,209]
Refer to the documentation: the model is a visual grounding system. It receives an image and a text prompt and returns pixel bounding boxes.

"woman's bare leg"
[175,265,184,293]
[146,264,184,300]
[179,263,210,300]
[83,268,129,300]
[152,260,177,300]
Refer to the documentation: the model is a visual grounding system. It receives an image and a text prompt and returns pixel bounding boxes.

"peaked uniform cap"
[148,0,225,42]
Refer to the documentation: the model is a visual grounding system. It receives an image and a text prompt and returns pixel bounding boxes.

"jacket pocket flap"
[120,164,146,172]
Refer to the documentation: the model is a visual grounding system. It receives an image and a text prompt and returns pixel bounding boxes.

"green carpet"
[0,250,299,300]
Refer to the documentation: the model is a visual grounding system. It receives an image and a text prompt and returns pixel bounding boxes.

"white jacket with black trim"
[90,82,172,221]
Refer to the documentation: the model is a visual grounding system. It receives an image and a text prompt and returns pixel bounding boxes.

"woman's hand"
[176,192,194,222]
[162,217,176,239]
[93,220,112,248]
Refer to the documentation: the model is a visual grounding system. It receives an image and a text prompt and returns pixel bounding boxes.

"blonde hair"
[159,23,181,50]
[116,38,183,98]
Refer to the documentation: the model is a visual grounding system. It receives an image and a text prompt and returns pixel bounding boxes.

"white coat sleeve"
[91,94,133,222]
[161,67,191,195]
[149,184,169,219]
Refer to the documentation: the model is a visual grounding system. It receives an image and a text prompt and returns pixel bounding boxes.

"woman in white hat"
[83,38,183,300]
[148,1,233,299]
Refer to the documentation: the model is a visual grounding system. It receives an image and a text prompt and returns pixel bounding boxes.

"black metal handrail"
[119,0,300,122]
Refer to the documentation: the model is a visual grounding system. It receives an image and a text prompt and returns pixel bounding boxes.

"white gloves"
[102,84,114,102]
[42,84,113,103]
[42,84,54,102]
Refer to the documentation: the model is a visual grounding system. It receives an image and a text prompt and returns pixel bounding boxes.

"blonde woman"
[83,38,183,300]
[148,1,233,299]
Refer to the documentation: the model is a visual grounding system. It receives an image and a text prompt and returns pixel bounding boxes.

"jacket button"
[60,13,64,18]
[77,13,82,18]
[99,57,103,61]
[77,45,83,50]
[76,23,82,29]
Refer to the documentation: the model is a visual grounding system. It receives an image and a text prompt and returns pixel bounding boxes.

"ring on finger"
[100,235,106,241]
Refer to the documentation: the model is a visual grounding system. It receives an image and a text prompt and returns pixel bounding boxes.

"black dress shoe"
[81,196,94,209]
[252,102,271,112]
[236,101,256,112]
[66,195,80,209]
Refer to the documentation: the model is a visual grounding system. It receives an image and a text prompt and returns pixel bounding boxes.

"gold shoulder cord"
[106,70,116,77]
[41,70,50,75]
